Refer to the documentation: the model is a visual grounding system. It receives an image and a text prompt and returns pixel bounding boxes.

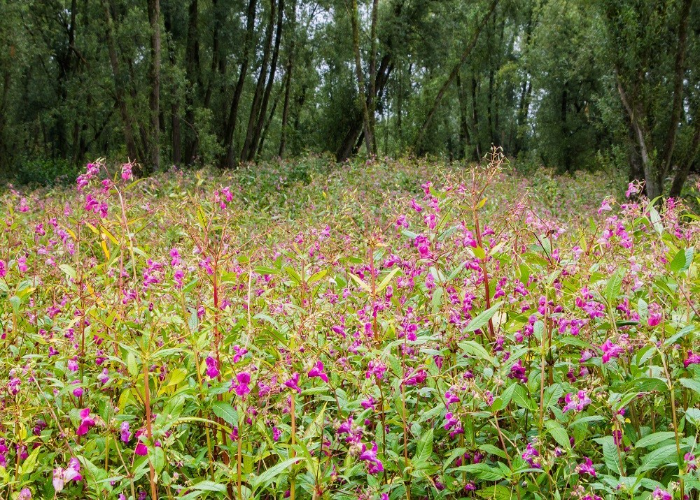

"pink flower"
[121,163,134,181]
[284,373,301,393]
[205,356,219,379]
[76,408,95,436]
[562,390,592,413]
[359,442,383,474]
[652,488,671,500]
[232,372,251,398]
[685,350,700,368]
[577,457,596,477]
[308,361,329,383]
[121,422,131,443]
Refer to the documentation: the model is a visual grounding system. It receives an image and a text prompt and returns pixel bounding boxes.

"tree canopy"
[0,0,698,194]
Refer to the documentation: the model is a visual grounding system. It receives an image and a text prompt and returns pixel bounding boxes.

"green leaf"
[127,352,138,378]
[465,302,502,333]
[250,457,301,492]
[511,385,536,411]
[455,463,506,481]
[413,428,433,469]
[377,267,401,292]
[191,480,228,492]
[669,248,687,272]
[599,436,622,476]
[604,268,625,303]
[648,205,663,235]
[545,420,571,450]
[636,432,676,448]
[212,402,238,426]
[475,485,515,500]
[459,340,497,366]
[637,444,680,473]
[679,378,700,396]
[59,264,77,280]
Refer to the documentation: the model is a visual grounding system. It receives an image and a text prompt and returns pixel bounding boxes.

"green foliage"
[1,156,699,499]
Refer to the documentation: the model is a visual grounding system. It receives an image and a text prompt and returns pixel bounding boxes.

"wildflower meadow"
[1,153,699,499]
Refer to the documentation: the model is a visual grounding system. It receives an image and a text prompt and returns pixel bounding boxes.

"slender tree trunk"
[247,0,284,162]
[203,0,221,109]
[471,75,481,161]
[257,88,281,157]
[278,0,296,158]
[184,0,200,164]
[148,0,161,172]
[164,5,181,165]
[414,0,498,151]
[336,55,392,161]
[456,70,471,160]
[222,0,258,168]
[351,0,374,155]
[278,1,296,158]
[661,0,692,180]
[616,76,660,199]
[670,112,700,198]
[367,0,379,154]
[241,0,276,163]
[101,0,140,162]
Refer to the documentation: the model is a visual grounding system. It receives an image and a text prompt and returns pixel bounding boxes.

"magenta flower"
[233,344,248,363]
[18,488,31,500]
[577,457,596,477]
[522,443,541,468]
[0,260,6,278]
[562,390,592,413]
[684,350,700,368]
[76,408,95,436]
[366,359,387,380]
[652,488,672,500]
[685,452,697,471]
[232,372,252,398]
[284,373,301,393]
[508,360,528,383]
[120,422,131,443]
[121,162,133,181]
[308,361,329,383]
[647,303,662,327]
[205,356,219,379]
[601,339,624,363]
[134,430,148,456]
[359,442,383,474]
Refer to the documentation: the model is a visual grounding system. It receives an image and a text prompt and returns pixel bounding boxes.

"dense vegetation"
[1,156,699,499]
[1,0,699,197]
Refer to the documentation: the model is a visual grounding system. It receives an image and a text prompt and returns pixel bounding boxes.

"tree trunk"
[660,0,692,181]
[456,70,471,160]
[669,111,700,198]
[471,75,481,161]
[222,0,258,168]
[278,0,296,158]
[148,0,161,172]
[203,0,221,109]
[101,0,140,163]
[257,87,282,157]
[367,0,379,154]
[184,0,200,164]
[414,0,498,151]
[241,0,276,163]
[335,55,392,161]
[247,0,284,162]
[616,76,660,199]
[351,0,374,155]
[164,5,181,166]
